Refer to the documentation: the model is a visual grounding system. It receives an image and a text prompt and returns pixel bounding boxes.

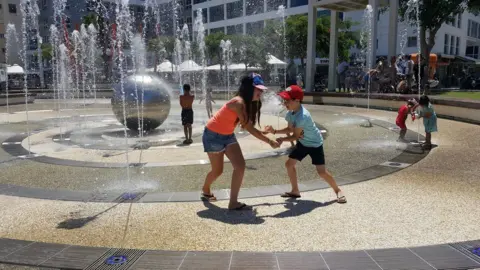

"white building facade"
[345,10,480,60]
[193,0,480,60]
[0,0,23,66]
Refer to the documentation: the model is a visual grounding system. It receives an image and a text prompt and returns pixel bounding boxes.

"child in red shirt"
[396,99,417,142]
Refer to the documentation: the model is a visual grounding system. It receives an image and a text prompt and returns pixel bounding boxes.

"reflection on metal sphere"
[112,74,171,132]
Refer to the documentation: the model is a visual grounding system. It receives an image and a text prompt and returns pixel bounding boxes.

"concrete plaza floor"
[0,101,478,254]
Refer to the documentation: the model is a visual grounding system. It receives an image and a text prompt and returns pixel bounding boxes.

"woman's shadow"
[197,198,337,224]
[197,200,266,225]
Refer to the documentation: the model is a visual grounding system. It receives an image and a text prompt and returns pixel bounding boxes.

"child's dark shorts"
[288,142,325,165]
[181,109,193,125]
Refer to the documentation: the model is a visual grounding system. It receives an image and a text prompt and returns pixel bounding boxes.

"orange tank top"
[206,100,238,135]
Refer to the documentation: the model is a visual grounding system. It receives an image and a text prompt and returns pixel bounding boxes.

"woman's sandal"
[201,193,217,201]
[337,194,347,204]
[228,203,252,211]
[280,192,301,198]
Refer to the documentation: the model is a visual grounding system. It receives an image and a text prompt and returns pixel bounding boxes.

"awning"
[7,64,25,75]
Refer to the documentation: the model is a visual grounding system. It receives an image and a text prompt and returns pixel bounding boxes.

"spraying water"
[80,25,90,131]
[277,5,287,89]
[182,24,192,84]
[220,40,232,100]
[194,9,208,112]
[87,24,98,103]
[130,34,145,137]
[72,30,82,117]
[115,0,132,181]
[407,0,422,143]
[361,5,374,110]
[5,24,18,117]
[19,0,41,155]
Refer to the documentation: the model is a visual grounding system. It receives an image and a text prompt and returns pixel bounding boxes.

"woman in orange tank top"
[201,74,280,210]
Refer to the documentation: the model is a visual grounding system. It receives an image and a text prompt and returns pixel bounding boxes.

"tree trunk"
[420,26,439,95]
[153,53,158,73]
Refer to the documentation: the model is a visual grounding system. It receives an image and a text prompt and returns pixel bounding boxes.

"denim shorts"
[202,128,238,153]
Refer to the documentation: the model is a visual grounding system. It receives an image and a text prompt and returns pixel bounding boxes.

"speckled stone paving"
[0,102,478,269]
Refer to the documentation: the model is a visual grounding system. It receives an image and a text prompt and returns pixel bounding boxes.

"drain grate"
[114,192,147,203]
[85,248,145,270]
[450,243,480,263]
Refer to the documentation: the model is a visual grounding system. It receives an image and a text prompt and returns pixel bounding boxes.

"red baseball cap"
[278,85,304,101]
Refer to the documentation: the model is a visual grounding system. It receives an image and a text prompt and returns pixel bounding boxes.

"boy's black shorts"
[288,142,325,165]
[181,109,193,125]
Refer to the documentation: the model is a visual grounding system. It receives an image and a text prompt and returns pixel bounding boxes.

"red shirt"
[396,105,409,125]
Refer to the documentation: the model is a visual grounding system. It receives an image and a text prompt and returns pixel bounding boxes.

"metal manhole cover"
[85,248,145,270]
[389,162,402,166]
[106,255,128,265]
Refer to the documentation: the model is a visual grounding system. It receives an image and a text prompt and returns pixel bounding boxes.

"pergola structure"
[305,0,399,92]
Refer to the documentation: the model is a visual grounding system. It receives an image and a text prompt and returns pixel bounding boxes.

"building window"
[457,14,462,28]
[266,0,287,12]
[407,36,417,47]
[444,34,449,54]
[193,0,206,4]
[246,21,264,35]
[450,35,455,55]
[246,0,264,16]
[184,0,191,9]
[227,1,243,19]
[466,46,479,59]
[202,8,207,23]
[456,37,460,55]
[209,5,224,23]
[210,27,225,34]
[227,24,243,35]
[468,20,480,39]
[0,34,4,39]
[0,4,2,10]
[290,0,308,7]
[8,4,17,14]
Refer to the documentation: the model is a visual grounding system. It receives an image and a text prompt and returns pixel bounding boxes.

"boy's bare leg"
[183,125,188,143]
[316,165,341,194]
[285,159,300,195]
[188,124,193,142]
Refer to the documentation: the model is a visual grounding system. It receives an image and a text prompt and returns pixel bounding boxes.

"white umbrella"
[228,63,261,71]
[179,60,202,72]
[157,60,177,72]
[267,54,286,66]
[206,64,221,71]
[7,64,25,74]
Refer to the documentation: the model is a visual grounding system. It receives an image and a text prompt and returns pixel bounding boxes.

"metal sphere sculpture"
[112,74,171,132]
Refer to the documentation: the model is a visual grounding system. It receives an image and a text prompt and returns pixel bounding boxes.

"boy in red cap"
[263,85,346,203]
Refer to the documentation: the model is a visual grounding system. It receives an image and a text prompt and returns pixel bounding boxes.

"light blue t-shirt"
[285,105,323,147]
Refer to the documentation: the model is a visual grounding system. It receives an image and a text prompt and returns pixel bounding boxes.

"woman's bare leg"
[202,152,224,196]
[225,143,246,209]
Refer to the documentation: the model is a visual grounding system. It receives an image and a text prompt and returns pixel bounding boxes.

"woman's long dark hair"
[235,75,262,126]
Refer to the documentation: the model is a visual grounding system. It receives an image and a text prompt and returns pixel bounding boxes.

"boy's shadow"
[259,198,337,219]
[197,199,337,224]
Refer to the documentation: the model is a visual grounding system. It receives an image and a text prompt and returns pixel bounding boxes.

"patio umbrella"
[179,60,202,72]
